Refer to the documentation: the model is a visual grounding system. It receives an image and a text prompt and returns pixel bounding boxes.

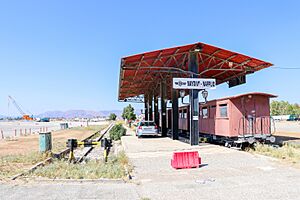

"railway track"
[11,122,114,180]
[74,122,114,163]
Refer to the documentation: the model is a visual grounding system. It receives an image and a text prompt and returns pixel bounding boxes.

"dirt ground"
[272,121,300,145]
[0,123,108,156]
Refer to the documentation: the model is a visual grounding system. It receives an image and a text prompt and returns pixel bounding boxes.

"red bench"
[171,151,201,169]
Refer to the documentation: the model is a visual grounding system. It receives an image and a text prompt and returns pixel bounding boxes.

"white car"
[136,121,159,138]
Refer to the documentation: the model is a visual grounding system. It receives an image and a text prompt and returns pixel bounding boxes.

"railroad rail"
[75,122,114,163]
[11,122,114,180]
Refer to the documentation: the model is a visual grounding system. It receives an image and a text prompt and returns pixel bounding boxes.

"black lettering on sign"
[203,81,215,87]
[187,81,201,87]
[185,80,215,88]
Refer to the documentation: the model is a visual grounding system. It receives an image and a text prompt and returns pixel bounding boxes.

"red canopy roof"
[118,42,273,101]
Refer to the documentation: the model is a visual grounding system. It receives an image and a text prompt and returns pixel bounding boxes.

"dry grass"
[71,125,106,132]
[52,124,107,153]
[249,143,300,164]
[28,151,131,179]
[0,124,111,180]
[0,152,51,179]
[52,138,66,153]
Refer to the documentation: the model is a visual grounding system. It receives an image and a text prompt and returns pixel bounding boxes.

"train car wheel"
[225,141,232,148]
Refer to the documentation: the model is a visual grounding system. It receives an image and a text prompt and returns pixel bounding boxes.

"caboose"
[167,92,277,147]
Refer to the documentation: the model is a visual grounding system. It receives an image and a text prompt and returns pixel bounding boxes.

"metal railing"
[238,116,275,136]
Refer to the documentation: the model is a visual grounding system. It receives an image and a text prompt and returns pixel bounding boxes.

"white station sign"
[173,78,216,90]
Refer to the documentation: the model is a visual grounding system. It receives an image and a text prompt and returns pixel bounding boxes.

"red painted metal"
[171,151,201,169]
[118,42,273,100]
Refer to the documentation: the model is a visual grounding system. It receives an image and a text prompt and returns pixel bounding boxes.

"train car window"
[219,104,228,117]
[179,110,183,118]
[211,105,216,108]
[202,107,208,118]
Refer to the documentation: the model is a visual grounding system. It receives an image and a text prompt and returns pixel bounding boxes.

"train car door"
[242,95,256,135]
[209,105,216,135]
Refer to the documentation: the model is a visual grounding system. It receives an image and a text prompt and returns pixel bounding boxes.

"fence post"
[29,128,32,134]
[15,129,17,137]
[20,129,22,136]
[25,129,27,136]
[1,130,3,139]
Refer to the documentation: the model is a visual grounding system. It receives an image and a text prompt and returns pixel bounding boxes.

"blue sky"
[1,0,300,116]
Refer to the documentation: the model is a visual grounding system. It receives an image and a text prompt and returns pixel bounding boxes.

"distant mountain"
[37,110,122,119]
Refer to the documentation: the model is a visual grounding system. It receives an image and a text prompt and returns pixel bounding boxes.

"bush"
[108,113,117,121]
[109,124,126,141]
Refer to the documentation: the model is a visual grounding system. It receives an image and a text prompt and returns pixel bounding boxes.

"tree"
[108,113,117,121]
[270,100,300,116]
[122,104,136,121]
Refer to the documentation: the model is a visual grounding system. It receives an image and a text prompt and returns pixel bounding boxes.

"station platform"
[121,126,300,200]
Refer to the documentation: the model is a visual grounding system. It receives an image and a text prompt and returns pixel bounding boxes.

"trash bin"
[39,132,52,152]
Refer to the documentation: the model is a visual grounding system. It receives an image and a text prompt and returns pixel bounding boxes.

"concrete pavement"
[121,128,300,200]
[1,127,300,200]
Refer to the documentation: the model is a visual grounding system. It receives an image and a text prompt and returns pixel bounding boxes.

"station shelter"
[118,42,273,145]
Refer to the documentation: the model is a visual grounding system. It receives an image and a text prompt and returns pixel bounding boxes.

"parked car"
[136,121,159,138]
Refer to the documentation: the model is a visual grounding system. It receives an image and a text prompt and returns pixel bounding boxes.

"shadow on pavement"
[275,135,300,145]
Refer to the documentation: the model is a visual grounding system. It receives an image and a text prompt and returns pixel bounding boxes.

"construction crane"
[8,95,33,120]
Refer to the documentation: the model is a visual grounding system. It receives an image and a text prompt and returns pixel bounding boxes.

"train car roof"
[214,92,277,101]
[178,92,277,108]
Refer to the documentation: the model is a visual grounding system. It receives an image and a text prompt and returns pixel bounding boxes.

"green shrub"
[109,124,126,141]
[108,113,117,121]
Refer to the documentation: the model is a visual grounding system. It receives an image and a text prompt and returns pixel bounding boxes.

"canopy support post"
[154,95,159,126]
[144,94,149,121]
[172,89,179,140]
[160,81,167,137]
[149,94,153,121]
[189,51,199,146]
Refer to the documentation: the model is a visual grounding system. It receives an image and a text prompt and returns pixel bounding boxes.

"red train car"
[167,92,277,147]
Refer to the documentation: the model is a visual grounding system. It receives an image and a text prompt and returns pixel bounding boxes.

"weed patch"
[28,151,131,179]
[0,152,51,179]
[249,143,300,164]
